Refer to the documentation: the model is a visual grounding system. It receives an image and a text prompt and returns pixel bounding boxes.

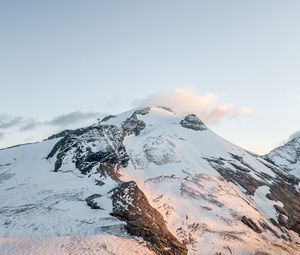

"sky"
[0,0,300,154]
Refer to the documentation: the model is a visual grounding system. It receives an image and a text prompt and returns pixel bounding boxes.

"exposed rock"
[101,115,116,122]
[274,204,288,216]
[258,219,280,238]
[46,129,72,140]
[109,181,188,255]
[122,116,146,136]
[134,107,151,116]
[278,214,288,226]
[228,162,251,173]
[268,183,300,234]
[241,216,262,233]
[97,163,122,182]
[180,114,206,131]
[47,125,130,174]
[86,194,103,209]
[157,106,176,114]
[214,165,265,195]
[122,110,147,136]
[204,153,300,237]
[94,179,105,186]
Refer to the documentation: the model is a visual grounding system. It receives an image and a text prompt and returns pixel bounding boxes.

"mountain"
[0,106,300,255]
[265,133,300,179]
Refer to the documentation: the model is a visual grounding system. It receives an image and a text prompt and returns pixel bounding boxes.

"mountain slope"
[0,106,300,255]
[265,133,300,178]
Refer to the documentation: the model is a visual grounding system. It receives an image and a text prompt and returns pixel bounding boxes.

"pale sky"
[0,0,300,154]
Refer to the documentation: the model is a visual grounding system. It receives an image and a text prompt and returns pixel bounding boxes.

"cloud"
[17,111,104,132]
[0,111,106,149]
[0,115,24,129]
[133,88,254,124]
[19,120,42,131]
[0,111,104,134]
[46,111,103,127]
[0,115,41,132]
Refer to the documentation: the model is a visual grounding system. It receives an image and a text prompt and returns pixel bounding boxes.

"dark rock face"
[264,138,300,235]
[110,181,188,255]
[216,166,265,195]
[241,216,262,233]
[204,154,300,236]
[259,160,300,234]
[122,109,148,136]
[180,114,206,131]
[205,157,265,195]
[47,107,150,174]
[268,183,300,234]
[122,116,146,136]
[101,115,116,122]
[98,163,122,181]
[86,194,103,209]
[158,106,176,114]
[47,125,130,174]
[46,130,72,140]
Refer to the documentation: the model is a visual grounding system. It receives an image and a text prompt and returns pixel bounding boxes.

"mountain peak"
[289,130,300,142]
[1,106,300,255]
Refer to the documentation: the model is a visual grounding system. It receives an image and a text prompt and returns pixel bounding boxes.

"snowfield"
[0,106,300,255]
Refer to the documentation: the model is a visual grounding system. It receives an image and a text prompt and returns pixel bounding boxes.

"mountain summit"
[265,133,300,179]
[0,106,300,255]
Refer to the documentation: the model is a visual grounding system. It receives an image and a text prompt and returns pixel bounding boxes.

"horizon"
[0,103,296,155]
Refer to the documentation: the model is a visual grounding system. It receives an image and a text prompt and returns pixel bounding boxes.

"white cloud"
[133,88,254,124]
[0,115,24,129]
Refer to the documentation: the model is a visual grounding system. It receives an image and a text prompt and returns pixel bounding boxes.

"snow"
[0,235,155,255]
[1,106,300,255]
[0,139,120,237]
[266,136,300,178]
[252,186,283,220]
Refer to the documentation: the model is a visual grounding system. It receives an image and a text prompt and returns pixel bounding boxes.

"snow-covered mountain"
[265,132,300,179]
[0,106,300,255]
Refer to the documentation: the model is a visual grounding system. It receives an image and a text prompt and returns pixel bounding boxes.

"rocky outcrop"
[122,109,149,136]
[109,181,188,255]
[216,166,265,195]
[46,129,72,140]
[205,157,265,195]
[85,194,103,209]
[101,115,116,122]
[268,183,300,234]
[204,154,300,236]
[47,125,129,174]
[241,216,262,233]
[180,114,206,131]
